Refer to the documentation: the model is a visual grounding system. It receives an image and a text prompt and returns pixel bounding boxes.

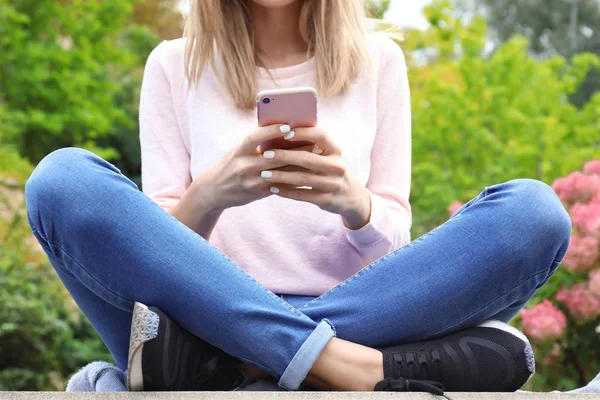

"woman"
[25,0,572,396]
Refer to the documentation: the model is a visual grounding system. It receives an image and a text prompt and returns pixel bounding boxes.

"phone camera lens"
[263,98,270,104]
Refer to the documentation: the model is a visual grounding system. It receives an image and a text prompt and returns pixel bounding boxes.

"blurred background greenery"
[0,0,599,392]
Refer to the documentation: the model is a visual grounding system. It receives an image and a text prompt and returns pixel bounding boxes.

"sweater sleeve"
[345,36,413,263]
[139,41,192,212]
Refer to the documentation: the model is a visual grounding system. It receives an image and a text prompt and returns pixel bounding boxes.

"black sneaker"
[375,320,535,398]
[127,302,249,391]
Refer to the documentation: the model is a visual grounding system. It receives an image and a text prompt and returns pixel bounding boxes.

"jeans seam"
[207,238,317,322]
[297,191,490,313]
[422,268,550,340]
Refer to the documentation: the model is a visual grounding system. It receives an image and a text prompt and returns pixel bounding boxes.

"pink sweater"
[139,34,412,296]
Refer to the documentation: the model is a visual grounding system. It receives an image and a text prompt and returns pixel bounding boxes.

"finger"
[261,170,341,192]
[271,165,312,173]
[238,124,293,155]
[284,127,342,155]
[258,140,316,153]
[268,185,332,209]
[288,145,318,152]
[261,149,343,175]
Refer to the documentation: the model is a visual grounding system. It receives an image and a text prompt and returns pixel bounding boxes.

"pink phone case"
[257,88,318,151]
[257,88,318,128]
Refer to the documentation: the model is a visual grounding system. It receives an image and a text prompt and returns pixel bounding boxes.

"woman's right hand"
[170,124,305,238]
[193,124,302,212]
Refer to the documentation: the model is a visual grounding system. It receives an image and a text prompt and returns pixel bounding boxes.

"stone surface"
[1,393,598,400]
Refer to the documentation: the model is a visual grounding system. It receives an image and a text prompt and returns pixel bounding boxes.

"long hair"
[183,0,370,110]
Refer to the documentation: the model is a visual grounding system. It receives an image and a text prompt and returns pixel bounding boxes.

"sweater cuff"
[344,191,388,250]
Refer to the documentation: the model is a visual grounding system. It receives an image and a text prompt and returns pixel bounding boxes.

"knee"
[26,148,94,204]
[507,179,572,251]
[25,148,99,228]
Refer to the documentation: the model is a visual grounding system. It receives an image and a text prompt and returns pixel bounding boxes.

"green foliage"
[0,0,159,182]
[0,249,112,391]
[456,0,600,106]
[404,0,600,237]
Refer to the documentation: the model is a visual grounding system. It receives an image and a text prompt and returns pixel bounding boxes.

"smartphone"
[257,87,318,151]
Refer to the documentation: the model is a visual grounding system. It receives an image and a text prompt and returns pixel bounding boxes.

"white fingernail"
[263,151,275,159]
[284,131,295,140]
[261,171,272,179]
[280,125,291,134]
[270,186,280,194]
[312,148,323,155]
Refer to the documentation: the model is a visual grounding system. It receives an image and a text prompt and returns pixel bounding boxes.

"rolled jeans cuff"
[278,319,336,390]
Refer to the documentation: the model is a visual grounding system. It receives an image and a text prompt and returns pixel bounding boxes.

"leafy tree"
[402,0,600,238]
[458,0,600,57]
[456,0,600,105]
[0,0,158,181]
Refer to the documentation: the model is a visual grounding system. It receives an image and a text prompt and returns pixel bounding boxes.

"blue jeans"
[25,148,571,391]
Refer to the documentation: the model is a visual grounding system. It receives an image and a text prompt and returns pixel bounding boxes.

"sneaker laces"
[376,348,453,399]
[374,378,453,400]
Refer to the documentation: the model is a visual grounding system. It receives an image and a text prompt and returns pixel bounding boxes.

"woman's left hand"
[261,127,371,230]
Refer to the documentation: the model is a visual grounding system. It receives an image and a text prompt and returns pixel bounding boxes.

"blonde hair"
[184,0,370,110]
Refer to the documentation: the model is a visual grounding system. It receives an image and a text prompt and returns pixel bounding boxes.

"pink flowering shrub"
[570,202,600,239]
[584,160,600,176]
[561,234,600,272]
[520,300,567,342]
[552,171,600,204]
[555,284,600,321]
[589,270,600,296]
[515,160,600,391]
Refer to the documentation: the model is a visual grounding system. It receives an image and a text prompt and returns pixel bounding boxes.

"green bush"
[0,0,159,183]
[0,248,111,390]
[0,110,111,390]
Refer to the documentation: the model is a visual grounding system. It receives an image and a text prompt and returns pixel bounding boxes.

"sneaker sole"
[127,302,160,391]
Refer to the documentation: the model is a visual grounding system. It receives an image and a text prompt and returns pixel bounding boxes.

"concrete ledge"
[0,393,597,400]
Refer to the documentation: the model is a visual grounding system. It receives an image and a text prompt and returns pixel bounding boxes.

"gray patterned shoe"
[127,302,249,391]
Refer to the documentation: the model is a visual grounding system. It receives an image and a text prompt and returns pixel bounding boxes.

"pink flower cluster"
[584,160,600,176]
[552,171,600,204]
[552,161,600,272]
[571,202,600,240]
[556,283,600,322]
[589,270,600,296]
[521,300,567,342]
[562,234,600,272]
